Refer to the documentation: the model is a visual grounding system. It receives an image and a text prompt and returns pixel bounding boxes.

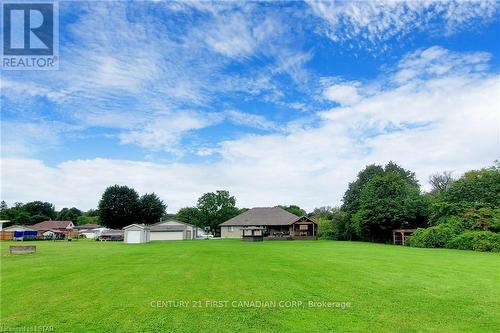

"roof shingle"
[31,220,73,231]
[220,207,300,226]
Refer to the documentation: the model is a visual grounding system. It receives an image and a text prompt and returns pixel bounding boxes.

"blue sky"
[1,1,499,211]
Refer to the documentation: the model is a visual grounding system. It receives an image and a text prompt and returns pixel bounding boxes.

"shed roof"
[123,224,150,231]
[220,207,302,226]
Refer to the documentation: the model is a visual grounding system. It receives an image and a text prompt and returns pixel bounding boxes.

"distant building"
[122,220,200,244]
[219,207,317,240]
[31,220,74,236]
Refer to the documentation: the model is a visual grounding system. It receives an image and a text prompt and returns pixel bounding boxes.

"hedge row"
[407,226,500,252]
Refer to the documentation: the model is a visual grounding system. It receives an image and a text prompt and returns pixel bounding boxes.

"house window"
[229,226,234,232]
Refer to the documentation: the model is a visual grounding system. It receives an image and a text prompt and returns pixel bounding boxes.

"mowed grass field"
[1,239,499,333]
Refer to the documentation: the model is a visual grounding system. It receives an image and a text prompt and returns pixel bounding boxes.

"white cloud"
[225,110,282,131]
[308,0,499,48]
[1,1,314,155]
[0,121,77,155]
[119,112,222,153]
[2,47,498,212]
[323,83,361,106]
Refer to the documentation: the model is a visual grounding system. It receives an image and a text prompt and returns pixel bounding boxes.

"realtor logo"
[2,1,59,70]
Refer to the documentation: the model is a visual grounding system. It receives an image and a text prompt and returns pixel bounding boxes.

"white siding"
[125,230,141,243]
[150,231,184,241]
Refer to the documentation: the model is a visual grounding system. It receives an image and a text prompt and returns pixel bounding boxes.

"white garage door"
[126,230,141,243]
[150,231,184,241]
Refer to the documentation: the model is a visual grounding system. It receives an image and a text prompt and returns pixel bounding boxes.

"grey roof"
[153,220,197,228]
[2,225,35,231]
[123,224,150,230]
[150,225,186,232]
[74,224,102,230]
[100,229,124,235]
[220,207,301,226]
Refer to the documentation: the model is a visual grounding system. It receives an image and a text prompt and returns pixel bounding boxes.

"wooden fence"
[0,231,13,240]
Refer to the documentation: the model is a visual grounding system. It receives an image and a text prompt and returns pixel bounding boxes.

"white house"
[123,224,150,244]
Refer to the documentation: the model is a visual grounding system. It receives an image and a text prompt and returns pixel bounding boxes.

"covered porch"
[290,217,317,240]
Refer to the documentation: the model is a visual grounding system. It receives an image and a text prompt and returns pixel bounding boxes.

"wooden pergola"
[291,217,317,240]
[392,229,416,245]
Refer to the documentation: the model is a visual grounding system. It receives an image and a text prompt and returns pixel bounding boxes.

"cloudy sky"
[1,0,499,212]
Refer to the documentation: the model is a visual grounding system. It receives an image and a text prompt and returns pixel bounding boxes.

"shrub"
[407,225,457,248]
[446,231,500,252]
[317,218,334,240]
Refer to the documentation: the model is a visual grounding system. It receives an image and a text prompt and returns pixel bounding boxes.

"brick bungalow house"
[219,207,317,240]
[31,220,75,237]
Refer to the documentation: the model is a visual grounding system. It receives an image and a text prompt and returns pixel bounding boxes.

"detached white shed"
[123,224,150,244]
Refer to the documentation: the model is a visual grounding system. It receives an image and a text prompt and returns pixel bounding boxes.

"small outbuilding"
[392,229,416,245]
[150,220,199,240]
[123,224,150,244]
[242,226,265,242]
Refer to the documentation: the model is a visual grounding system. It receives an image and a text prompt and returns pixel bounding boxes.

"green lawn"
[1,239,499,332]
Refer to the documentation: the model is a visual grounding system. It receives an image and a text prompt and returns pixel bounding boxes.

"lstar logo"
[2,1,59,70]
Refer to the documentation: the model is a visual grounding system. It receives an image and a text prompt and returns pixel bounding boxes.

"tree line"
[2,161,498,251]
[0,186,304,234]
[312,161,500,252]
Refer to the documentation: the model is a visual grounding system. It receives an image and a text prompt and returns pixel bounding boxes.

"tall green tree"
[176,207,202,227]
[196,190,239,232]
[341,164,384,217]
[280,205,306,217]
[442,166,500,207]
[22,201,56,220]
[0,202,30,225]
[384,161,419,187]
[352,172,427,241]
[0,201,8,213]
[57,207,83,224]
[428,164,500,226]
[98,185,140,229]
[139,193,166,225]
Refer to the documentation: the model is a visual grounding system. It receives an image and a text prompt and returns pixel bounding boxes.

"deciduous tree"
[98,185,140,229]
[139,193,166,225]
[197,190,239,232]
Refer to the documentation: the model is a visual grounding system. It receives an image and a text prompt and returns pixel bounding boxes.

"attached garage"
[123,224,150,244]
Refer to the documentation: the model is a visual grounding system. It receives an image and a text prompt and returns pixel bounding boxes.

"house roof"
[73,224,102,230]
[31,220,73,231]
[220,207,302,226]
[2,225,36,231]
